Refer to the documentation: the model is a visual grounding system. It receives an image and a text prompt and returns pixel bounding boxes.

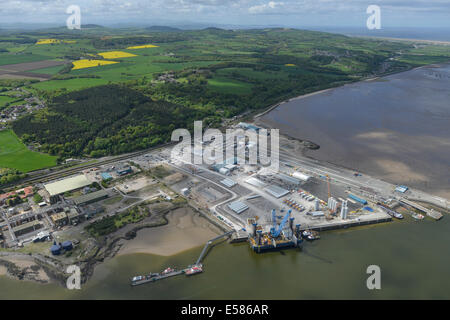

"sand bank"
[117,207,221,257]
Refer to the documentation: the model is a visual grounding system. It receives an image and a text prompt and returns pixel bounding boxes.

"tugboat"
[185,264,203,276]
[131,273,158,285]
[393,212,404,219]
[161,267,175,275]
[412,212,425,220]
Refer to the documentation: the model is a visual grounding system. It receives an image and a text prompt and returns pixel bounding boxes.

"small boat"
[185,264,203,276]
[393,212,404,219]
[161,267,175,275]
[132,276,144,283]
[131,273,158,284]
[303,230,320,241]
[412,213,425,220]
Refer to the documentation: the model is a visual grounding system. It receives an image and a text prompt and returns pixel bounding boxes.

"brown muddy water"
[0,216,450,299]
[260,64,450,198]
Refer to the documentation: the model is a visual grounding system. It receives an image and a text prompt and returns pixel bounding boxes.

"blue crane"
[271,210,292,238]
[271,209,277,230]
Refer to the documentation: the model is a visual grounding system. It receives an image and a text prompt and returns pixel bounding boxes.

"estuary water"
[1,216,450,299]
[261,64,450,198]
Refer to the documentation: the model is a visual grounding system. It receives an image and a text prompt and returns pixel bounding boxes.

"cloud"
[248,1,284,14]
[0,0,449,26]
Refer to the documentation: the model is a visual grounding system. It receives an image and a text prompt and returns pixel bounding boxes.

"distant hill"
[146,26,182,32]
[81,24,104,29]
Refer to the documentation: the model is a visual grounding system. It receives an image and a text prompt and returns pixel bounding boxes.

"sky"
[0,0,449,29]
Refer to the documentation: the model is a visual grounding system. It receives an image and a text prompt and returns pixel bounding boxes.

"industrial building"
[12,220,42,237]
[220,178,237,188]
[83,204,104,218]
[67,208,82,224]
[228,201,249,214]
[245,177,267,188]
[116,165,133,176]
[44,175,92,203]
[51,212,68,227]
[73,189,108,206]
[101,172,113,181]
[292,172,311,182]
[395,185,409,193]
[264,185,290,198]
[237,122,261,133]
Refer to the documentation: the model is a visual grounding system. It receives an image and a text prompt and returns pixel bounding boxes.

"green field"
[208,77,253,94]
[0,53,50,66]
[29,65,65,75]
[0,130,57,172]
[31,77,110,91]
[0,95,17,108]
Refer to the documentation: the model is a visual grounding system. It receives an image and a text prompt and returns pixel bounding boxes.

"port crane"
[270,209,292,238]
[271,209,277,230]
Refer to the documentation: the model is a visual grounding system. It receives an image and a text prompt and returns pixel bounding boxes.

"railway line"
[5,142,176,189]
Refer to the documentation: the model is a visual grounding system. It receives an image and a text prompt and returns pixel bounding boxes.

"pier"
[131,230,235,286]
[400,198,443,220]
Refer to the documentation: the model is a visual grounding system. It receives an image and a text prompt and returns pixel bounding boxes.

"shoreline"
[0,204,222,287]
[353,35,450,46]
[116,206,222,257]
[253,62,450,200]
[253,62,447,121]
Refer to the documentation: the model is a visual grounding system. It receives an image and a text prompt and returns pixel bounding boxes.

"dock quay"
[230,229,249,243]
[299,216,392,232]
[131,231,235,287]
[400,198,444,220]
[196,230,235,265]
[131,269,185,286]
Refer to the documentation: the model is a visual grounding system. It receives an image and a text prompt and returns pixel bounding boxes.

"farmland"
[72,59,118,70]
[0,26,449,163]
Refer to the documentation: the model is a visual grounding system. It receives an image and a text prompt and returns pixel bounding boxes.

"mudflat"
[118,207,221,257]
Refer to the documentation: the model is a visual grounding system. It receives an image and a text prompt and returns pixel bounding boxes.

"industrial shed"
[12,220,42,237]
[73,190,108,206]
[228,201,249,214]
[264,185,290,198]
[44,175,92,197]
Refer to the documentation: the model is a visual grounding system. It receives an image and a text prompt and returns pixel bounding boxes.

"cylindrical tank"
[50,244,61,255]
[62,241,73,251]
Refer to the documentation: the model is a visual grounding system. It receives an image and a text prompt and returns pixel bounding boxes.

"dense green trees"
[12,85,217,158]
[0,168,27,186]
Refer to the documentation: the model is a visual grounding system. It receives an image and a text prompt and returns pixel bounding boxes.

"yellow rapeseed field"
[36,39,77,45]
[36,39,60,45]
[98,51,137,59]
[72,59,119,70]
[285,64,296,67]
[126,44,159,49]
